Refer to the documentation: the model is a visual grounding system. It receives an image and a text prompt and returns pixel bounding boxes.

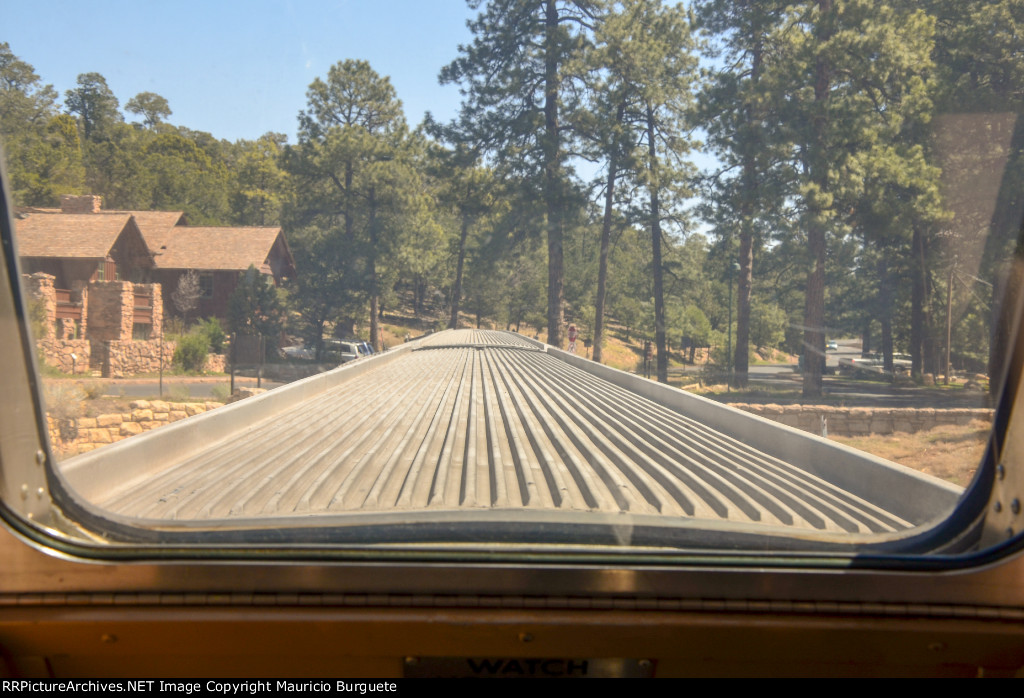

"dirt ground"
[828,419,991,487]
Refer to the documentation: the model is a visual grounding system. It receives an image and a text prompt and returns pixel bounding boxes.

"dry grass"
[598,333,642,372]
[829,419,991,487]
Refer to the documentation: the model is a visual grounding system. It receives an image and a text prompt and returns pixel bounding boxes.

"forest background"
[1,0,1021,400]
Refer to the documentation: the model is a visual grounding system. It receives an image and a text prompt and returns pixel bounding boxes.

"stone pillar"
[23,272,56,340]
[86,280,134,342]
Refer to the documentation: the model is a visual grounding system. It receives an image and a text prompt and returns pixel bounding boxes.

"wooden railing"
[55,289,82,321]
[133,290,153,324]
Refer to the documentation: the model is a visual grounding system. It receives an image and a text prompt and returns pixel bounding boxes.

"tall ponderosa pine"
[286,60,423,351]
[64,72,122,142]
[768,1,935,397]
[697,0,789,387]
[439,0,598,347]
[596,0,698,382]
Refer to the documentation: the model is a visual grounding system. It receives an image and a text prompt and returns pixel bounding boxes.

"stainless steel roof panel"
[59,330,962,538]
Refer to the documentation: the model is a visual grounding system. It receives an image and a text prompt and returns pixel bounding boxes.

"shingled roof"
[14,213,141,259]
[147,225,290,272]
[105,210,185,242]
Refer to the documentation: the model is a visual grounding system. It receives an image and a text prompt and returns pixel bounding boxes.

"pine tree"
[438,0,599,347]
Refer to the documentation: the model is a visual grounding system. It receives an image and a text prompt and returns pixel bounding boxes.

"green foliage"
[125,91,171,128]
[173,331,208,373]
[198,317,226,354]
[748,300,788,352]
[64,72,122,141]
[230,133,288,226]
[0,43,82,206]
[167,384,191,402]
[210,383,231,402]
[26,293,47,341]
[286,59,430,351]
[438,0,599,345]
[227,265,286,338]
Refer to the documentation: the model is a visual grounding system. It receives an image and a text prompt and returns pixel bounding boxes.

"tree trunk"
[368,186,381,352]
[543,0,564,348]
[449,205,471,330]
[878,258,894,375]
[734,37,763,390]
[734,226,752,388]
[910,223,926,377]
[593,101,625,365]
[593,101,622,366]
[801,0,833,399]
[647,103,668,384]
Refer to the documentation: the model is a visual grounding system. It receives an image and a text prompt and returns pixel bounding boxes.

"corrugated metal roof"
[68,329,945,536]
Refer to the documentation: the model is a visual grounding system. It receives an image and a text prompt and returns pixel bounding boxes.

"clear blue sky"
[5,0,478,143]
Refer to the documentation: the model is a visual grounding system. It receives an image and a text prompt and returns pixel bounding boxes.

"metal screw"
[19,483,28,499]
[1012,499,1020,515]
[404,657,418,666]
[101,634,117,644]
[995,501,1003,513]
[35,450,45,466]
[35,487,44,499]
[518,632,534,643]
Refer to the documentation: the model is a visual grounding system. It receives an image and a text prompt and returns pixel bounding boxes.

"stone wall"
[205,353,226,373]
[48,399,222,455]
[730,403,994,437]
[24,272,57,340]
[100,340,176,378]
[37,339,91,374]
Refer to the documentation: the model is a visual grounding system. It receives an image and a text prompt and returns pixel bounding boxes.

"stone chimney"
[60,194,103,214]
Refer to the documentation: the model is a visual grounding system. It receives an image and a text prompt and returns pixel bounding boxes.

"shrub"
[81,381,105,400]
[198,317,226,353]
[167,384,191,402]
[210,383,231,402]
[43,383,85,442]
[173,331,208,373]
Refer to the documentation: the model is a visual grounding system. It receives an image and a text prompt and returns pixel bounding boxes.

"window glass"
[2,0,1021,556]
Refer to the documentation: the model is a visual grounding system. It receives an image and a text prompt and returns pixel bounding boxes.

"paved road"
[668,338,991,409]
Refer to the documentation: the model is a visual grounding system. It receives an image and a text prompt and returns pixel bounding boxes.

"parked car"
[281,345,315,361]
[826,340,839,351]
[324,338,375,364]
[839,352,911,377]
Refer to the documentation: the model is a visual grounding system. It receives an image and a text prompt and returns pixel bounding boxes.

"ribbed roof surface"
[91,330,913,535]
